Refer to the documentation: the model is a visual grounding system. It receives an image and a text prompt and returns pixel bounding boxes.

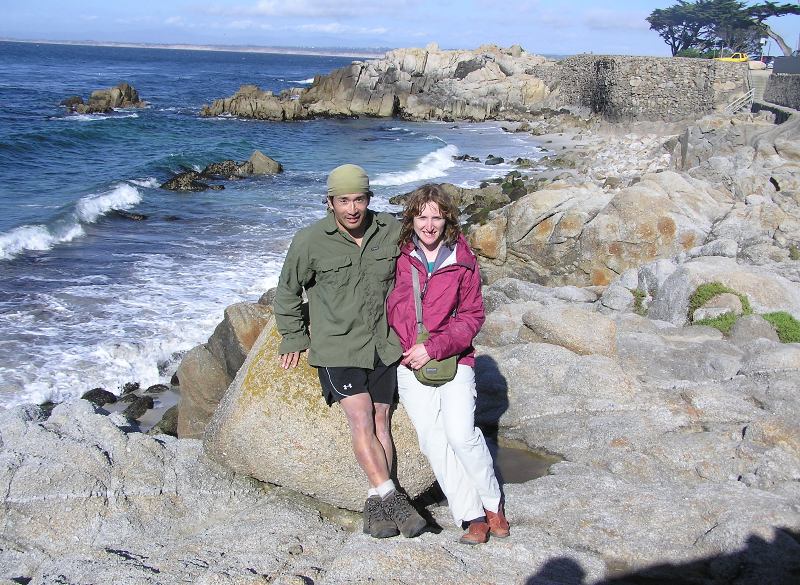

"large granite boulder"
[177,302,272,438]
[648,256,800,325]
[203,317,435,511]
[520,302,617,357]
[0,401,346,583]
[470,171,734,286]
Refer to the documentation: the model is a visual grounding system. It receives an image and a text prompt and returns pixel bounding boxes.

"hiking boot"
[363,496,399,539]
[459,520,490,545]
[380,490,427,538]
[486,503,510,538]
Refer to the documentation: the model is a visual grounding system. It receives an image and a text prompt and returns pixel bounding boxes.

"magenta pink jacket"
[386,234,485,367]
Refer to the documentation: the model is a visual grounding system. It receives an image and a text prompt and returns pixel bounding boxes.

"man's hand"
[401,343,431,370]
[279,351,303,369]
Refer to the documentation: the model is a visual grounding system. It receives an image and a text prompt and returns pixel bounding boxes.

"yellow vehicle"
[715,52,749,62]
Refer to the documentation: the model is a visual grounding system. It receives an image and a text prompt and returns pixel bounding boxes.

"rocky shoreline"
[3,47,800,584]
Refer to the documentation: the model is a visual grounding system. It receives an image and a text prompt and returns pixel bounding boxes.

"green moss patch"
[762,312,800,343]
[632,288,647,316]
[688,282,752,321]
[789,245,800,261]
[693,312,739,335]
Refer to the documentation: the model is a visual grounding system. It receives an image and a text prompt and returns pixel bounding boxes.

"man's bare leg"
[373,402,394,473]
[339,393,391,486]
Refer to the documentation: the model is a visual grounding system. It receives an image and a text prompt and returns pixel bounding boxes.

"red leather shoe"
[486,503,510,538]
[459,520,490,545]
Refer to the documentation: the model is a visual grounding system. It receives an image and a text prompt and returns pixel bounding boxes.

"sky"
[2,0,799,57]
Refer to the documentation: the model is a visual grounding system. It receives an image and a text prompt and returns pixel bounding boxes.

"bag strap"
[411,266,424,334]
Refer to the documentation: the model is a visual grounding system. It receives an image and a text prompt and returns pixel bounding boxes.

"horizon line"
[0,37,391,59]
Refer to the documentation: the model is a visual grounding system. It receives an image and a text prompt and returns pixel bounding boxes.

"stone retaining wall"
[764,73,800,110]
[535,56,748,121]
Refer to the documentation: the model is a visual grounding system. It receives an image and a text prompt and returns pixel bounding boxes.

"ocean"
[0,41,547,408]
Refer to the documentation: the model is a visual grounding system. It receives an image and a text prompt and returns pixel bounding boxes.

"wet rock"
[147,405,179,437]
[485,155,505,165]
[121,382,139,395]
[144,384,170,394]
[160,171,219,192]
[122,395,154,420]
[80,388,117,407]
[60,96,83,108]
[111,209,148,221]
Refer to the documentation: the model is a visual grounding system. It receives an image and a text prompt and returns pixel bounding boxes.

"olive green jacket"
[274,210,403,368]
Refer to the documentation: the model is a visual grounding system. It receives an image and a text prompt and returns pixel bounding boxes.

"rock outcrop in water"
[200,44,553,122]
[160,150,283,192]
[61,82,146,114]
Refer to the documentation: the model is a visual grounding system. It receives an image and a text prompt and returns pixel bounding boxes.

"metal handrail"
[724,89,755,115]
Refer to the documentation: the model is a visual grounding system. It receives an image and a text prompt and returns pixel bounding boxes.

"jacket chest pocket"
[367,245,400,281]
[314,255,352,289]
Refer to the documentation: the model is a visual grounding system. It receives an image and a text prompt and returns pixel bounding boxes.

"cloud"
[583,9,650,32]
[199,0,420,18]
[297,22,388,35]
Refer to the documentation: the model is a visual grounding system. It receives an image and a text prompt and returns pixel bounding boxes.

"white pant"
[398,364,501,525]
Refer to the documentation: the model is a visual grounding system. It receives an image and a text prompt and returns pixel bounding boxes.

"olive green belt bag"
[412,266,457,387]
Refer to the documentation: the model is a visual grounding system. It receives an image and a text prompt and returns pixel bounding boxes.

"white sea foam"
[0,250,289,408]
[75,183,142,223]
[54,112,140,122]
[372,144,458,186]
[290,78,315,84]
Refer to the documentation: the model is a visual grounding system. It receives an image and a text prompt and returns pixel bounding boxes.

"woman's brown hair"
[398,184,461,247]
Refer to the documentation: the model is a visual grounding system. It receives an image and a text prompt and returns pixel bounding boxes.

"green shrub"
[632,288,647,316]
[688,282,752,321]
[761,311,800,343]
[693,312,739,334]
[790,245,800,261]
[675,48,715,59]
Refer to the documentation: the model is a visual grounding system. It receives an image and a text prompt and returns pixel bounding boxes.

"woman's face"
[413,201,447,251]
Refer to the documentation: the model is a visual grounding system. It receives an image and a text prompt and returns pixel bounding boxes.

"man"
[274,163,427,539]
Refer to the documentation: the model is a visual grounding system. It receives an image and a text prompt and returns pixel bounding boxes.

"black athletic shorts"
[317,356,398,407]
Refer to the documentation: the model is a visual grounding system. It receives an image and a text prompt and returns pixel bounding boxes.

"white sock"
[376,479,396,499]
[367,488,378,498]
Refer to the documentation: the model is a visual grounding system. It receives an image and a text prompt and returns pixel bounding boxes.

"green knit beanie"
[327,164,371,198]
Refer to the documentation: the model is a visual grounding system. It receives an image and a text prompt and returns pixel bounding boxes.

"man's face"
[328,192,369,235]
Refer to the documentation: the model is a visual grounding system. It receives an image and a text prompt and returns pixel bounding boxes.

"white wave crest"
[0,225,57,259]
[290,78,314,84]
[129,177,159,188]
[372,145,458,186]
[1,183,144,261]
[76,183,142,223]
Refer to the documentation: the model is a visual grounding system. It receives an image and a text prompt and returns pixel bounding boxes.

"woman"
[386,184,509,544]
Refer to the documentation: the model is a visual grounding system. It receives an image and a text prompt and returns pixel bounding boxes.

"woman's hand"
[402,343,432,370]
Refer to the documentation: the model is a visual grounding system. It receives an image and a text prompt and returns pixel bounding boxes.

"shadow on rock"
[524,529,800,585]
